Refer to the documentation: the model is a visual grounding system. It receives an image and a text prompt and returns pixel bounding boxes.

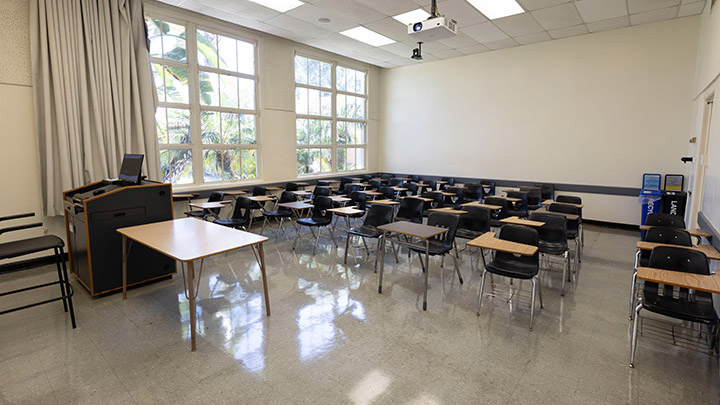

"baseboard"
[0,253,68,275]
[583,219,638,231]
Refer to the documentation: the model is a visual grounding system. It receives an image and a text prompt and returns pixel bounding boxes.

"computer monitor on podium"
[118,154,144,184]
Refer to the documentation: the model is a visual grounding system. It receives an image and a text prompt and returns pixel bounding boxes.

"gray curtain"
[31,0,159,216]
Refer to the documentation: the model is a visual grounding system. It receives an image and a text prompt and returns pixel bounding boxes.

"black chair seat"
[489,219,505,228]
[263,209,293,218]
[408,240,452,256]
[527,205,541,211]
[538,240,567,255]
[347,225,382,239]
[185,210,205,218]
[0,235,64,260]
[643,292,718,324]
[486,257,539,280]
[347,211,365,218]
[214,218,249,228]
[567,229,578,239]
[507,209,527,218]
[455,229,484,240]
[297,217,332,227]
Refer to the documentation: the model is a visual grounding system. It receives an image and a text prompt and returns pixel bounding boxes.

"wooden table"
[172,193,197,199]
[537,209,579,221]
[294,182,311,189]
[369,199,400,206]
[278,201,313,210]
[189,201,231,210]
[543,200,584,208]
[377,221,449,310]
[500,216,545,227]
[468,232,538,256]
[391,187,408,192]
[364,190,383,197]
[291,190,312,197]
[329,196,352,204]
[635,241,720,260]
[118,218,270,351]
[636,267,720,294]
[461,202,502,210]
[328,206,364,231]
[496,196,521,202]
[438,191,456,197]
[399,196,433,202]
[265,186,284,192]
[638,225,711,238]
[223,189,248,196]
[247,195,276,203]
[429,208,467,215]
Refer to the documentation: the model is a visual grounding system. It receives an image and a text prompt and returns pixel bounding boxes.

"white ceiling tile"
[420,41,453,53]
[548,23,589,39]
[630,6,679,25]
[359,47,400,61]
[575,0,628,23]
[493,13,545,37]
[364,17,411,42]
[531,3,583,30]
[286,4,357,32]
[462,22,509,42]
[430,48,464,59]
[438,32,481,49]
[514,31,552,44]
[681,0,701,3]
[363,0,420,16]
[484,38,519,50]
[264,14,333,38]
[456,43,491,55]
[197,0,282,21]
[310,0,387,24]
[517,0,572,11]
[380,42,416,58]
[628,0,681,14]
[347,52,386,66]
[586,15,630,32]
[678,1,706,16]
[436,0,489,27]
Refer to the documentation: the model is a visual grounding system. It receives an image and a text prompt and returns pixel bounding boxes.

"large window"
[295,55,366,176]
[146,16,258,185]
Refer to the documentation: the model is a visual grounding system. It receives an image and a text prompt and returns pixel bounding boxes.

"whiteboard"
[701,104,720,230]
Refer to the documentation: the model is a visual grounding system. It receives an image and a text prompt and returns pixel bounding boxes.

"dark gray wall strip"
[697,211,718,250]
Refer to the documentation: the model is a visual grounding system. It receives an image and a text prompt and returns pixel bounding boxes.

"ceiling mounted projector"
[408,16,457,41]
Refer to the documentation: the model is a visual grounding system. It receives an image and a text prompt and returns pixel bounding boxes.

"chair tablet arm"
[0,222,43,235]
[0,212,35,222]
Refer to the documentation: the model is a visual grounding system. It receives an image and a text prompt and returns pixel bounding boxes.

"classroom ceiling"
[159,0,706,68]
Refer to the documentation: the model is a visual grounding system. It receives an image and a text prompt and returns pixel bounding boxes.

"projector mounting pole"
[431,0,439,17]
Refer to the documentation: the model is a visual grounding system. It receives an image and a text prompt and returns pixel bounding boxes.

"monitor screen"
[118,154,144,184]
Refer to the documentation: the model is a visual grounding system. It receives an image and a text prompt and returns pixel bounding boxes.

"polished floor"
[0,222,718,404]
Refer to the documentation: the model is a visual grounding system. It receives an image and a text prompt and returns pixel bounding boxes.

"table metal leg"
[424,239,430,311]
[122,236,128,300]
[378,231,387,293]
[258,243,271,317]
[186,261,197,352]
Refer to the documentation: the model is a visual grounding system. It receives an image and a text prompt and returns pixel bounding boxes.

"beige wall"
[379,16,701,225]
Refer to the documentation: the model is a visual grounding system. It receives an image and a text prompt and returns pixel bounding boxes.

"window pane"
[308,59,320,86]
[218,35,237,72]
[337,147,347,172]
[203,149,256,181]
[201,111,221,144]
[220,74,239,108]
[337,94,346,118]
[320,62,332,88]
[240,114,256,144]
[356,71,366,95]
[308,89,320,116]
[295,87,308,115]
[238,41,255,75]
[294,56,307,85]
[146,18,163,59]
[355,148,365,170]
[199,71,219,106]
[222,112,239,144]
[238,78,255,110]
[202,149,224,182]
[320,91,331,116]
[152,63,165,101]
[346,69,356,93]
[160,149,193,184]
[320,148,331,172]
[241,149,257,179]
[197,30,217,68]
[336,66,346,92]
[337,121,348,145]
[338,147,363,171]
[164,66,189,104]
[163,21,186,62]
[155,107,167,144]
[354,122,366,144]
[296,148,308,175]
[167,108,190,144]
[309,119,331,145]
[296,118,308,145]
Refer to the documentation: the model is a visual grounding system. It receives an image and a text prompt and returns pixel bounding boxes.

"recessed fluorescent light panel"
[340,27,395,46]
[466,0,524,19]
[248,0,304,13]
[393,9,431,25]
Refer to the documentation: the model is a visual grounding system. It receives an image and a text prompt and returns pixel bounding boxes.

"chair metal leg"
[476,269,488,315]
[374,238,381,273]
[451,253,463,284]
[391,241,399,263]
[417,251,426,273]
[327,226,338,247]
[530,277,538,330]
[361,237,370,259]
[537,276,544,308]
[59,246,76,328]
[260,217,268,235]
[344,234,351,264]
[313,227,321,255]
[292,224,301,250]
[561,251,568,296]
[630,301,643,368]
[54,247,68,312]
[628,271,638,320]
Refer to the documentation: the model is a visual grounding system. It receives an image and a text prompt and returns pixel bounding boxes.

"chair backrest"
[311,196,333,221]
[343,183,359,195]
[458,205,491,233]
[206,191,225,215]
[381,173,393,180]
[339,176,353,189]
[539,184,554,200]
[646,246,712,301]
[556,195,581,205]
[422,191,445,210]
[378,186,395,200]
[360,174,373,181]
[506,191,528,212]
[388,178,403,187]
[528,212,567,244]
[368,180,382,189]
[484,196,509,219]
[427,212,459,249]
[464,183,482,201]
[404,182,418,196]
[252,186,266,196]
[643,227,692,246]
[408,175,420,182]
[350,191,367,211]
[440,177,455,186]
[316,180,330,187]
[480,180,495,196]
[445,186,463,205]
[396,197,424,223]
[279,191,297,204]
[231,196,252,221]
[364,204,393,228]
[548,203,581,232]
[525,189,541,206]
[425,180,437,192]
[494,225,539,274]
[285,182,299,192]
[313,186,331,197]
[645,213,686,229]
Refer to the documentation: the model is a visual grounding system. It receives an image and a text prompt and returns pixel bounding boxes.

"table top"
[278,201,313,210]
[467,232,538,256]
[223,189,248,196]
[496,196,521,202]
[500,216,545,227]
[330,196,352,203]
[636,267,720,294]
[247,195,276,202]
[391,187,408,192]
[461,202,502,210]
[364,190,383,196]
[536,209,579,221]
[399,196,433,202]
[265,186,284,191]
[172,193,197,199]
[429,208,468,215]
[328,206,364,215]
[416,182,430,187]
[189,201,231,209]
[436,181,448,184]
[635,241,720,260]
[294,182,310,186]
[438,191,456,196]
[378,221,448,239]
[543,200,584,208]
[370,199,401,206]
[117,218,268,262]
[291,190,312,196]
[638,225,712,238]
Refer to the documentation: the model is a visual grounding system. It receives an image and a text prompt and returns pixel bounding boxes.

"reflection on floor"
[0,224,718,404]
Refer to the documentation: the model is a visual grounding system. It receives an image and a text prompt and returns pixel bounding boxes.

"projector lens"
[413,22,423,32]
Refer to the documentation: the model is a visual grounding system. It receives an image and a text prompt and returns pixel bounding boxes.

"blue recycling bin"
[639,174,662,235]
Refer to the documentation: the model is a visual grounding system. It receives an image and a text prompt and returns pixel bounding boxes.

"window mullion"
[331,61,337,173]
[186,23,203,185]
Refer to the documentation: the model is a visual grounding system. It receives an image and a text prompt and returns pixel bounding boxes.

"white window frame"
[294,53,367,177]
[146,10,261,187]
